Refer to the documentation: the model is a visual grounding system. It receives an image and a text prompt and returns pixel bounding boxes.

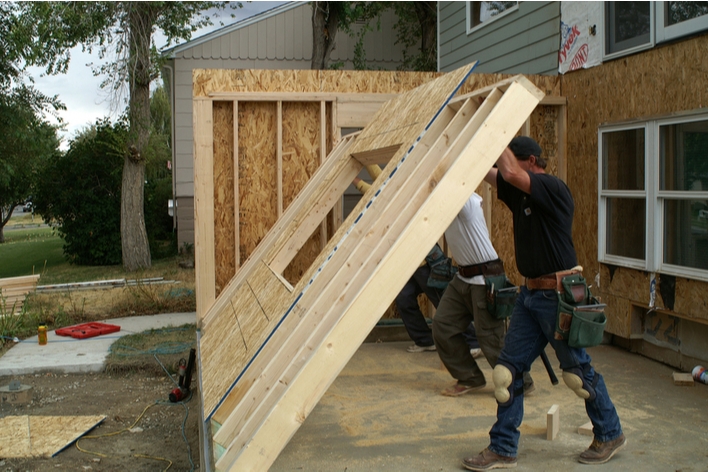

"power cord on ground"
[75,352,196,471]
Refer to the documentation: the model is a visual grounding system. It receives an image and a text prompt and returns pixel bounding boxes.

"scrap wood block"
[578,421,593,436]
[547,404,559,441]
[672,372,694,386]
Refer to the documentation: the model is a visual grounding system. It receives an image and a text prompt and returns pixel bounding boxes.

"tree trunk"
[121,3,155,271]
[414,2,437,71]
[311,1,340,69]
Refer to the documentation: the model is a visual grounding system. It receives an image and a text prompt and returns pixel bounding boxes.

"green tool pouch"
[555,273,607,348]
[426,244,457,290]
[568,300,607,348]
[485,275,518,320]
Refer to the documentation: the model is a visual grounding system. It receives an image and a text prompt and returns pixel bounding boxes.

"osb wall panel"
[562,34,708,329]
[238,102,278,263]
[673,278,708,323]
[282,102,323,284]
[194,69,441,97]
[213,101,236,296]
[197,69,447,290]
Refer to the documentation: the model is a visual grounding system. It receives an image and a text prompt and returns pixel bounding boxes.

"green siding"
[439,1,561,75]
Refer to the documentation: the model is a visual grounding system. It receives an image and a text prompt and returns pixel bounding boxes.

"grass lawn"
[0,226,65,278]
[1,213,196,350]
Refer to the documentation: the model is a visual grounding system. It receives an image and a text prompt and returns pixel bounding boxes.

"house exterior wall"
[165,2,409,248]
[562,34,708,370]
[438,1,708,368]
[438,1,560,74]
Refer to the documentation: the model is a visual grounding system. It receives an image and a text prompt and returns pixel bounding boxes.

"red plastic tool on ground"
[55,322,121,339]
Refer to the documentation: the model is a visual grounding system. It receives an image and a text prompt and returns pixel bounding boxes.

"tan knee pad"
[563,370,591,399]
[493,364,513,404]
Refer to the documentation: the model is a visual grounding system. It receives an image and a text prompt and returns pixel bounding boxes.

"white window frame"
[466,1,519,35]
[656,1,708,42]
[602,1,655,61]
[598,123,652,271]
[599,110,708,282]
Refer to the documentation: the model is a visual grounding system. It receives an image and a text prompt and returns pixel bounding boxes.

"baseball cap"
[509,136,542,157]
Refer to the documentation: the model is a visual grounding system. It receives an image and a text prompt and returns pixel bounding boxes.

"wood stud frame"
[193,66,546,471]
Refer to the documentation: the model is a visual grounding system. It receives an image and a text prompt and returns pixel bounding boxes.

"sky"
[28,1,289,149]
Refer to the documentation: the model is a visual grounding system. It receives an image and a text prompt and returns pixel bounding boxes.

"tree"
[310,2,386,70]
[0,92,60,243]
[309,2,437,72]
[16,2,236,271]
[34,120,125,265]
[392,2,437,72]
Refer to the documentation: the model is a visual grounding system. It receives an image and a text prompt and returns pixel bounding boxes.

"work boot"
[578,434,626,464]
[462,448,517,470]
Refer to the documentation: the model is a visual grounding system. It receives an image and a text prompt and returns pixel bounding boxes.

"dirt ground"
[0,371,200,471]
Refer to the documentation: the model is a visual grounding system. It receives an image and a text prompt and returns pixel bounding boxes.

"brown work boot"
[462,448,517,470]
[578,434,626,464]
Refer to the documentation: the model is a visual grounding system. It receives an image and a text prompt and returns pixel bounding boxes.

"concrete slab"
[0,313,196,375]
[272,341,708,471]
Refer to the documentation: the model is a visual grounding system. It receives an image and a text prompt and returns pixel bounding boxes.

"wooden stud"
[320,101,327,250]
[193,99,216,323]
[547,404,560,441]
[331,100,344,228]
[557,103,568,182]
[233,101,240,269]
[277,101,283,217]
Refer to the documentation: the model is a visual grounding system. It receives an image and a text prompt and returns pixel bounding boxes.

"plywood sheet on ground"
[0,415,105,458]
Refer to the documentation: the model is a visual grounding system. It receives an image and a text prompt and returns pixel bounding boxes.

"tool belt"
[458,259,504,278]
[525,268,581,291]
[542,269,607,348]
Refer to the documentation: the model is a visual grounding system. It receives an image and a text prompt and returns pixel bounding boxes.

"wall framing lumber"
[213,90,483,456]
[217,75,543,471]
[194,65,545,470]
[191,66,562,471]
[194,99,216,321]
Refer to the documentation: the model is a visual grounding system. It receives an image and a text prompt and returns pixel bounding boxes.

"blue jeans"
[488,287,623,458]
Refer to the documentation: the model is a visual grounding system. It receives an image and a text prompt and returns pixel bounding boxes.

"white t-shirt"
[445,193,499,285]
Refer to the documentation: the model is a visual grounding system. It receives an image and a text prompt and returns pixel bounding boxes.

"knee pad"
[562,366,598,401]
[493,361,522,406]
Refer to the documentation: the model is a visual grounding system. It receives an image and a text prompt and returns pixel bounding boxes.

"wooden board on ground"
[672,372,694,386]
[0,415,105,458]
[547,404,560,440]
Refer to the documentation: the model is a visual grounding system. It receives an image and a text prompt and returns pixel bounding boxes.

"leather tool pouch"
[485,275,518,320]
[555,273,607,348]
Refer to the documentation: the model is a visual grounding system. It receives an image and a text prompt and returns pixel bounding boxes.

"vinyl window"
[599,112,708,280]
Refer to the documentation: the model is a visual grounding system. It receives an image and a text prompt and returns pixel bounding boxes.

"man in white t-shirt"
[433,193,534,396]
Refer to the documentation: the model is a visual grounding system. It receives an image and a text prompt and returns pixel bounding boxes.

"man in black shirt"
[462,137,625,470]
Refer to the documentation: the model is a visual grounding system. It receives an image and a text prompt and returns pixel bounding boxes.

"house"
[161,1,412,248]
[439,1,708,370]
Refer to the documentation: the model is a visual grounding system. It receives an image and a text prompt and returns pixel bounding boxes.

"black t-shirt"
[497,171,578,278]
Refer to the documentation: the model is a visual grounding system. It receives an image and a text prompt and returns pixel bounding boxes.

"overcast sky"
[28,1,289,149]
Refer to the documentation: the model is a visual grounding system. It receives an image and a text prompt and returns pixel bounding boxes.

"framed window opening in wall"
[604,1,654,59]
[599,111,708,281]
[466,1,518,35]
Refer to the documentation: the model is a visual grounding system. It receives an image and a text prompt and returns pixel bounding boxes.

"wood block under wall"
[578,421,593,436]
[672,372,694,386]
[547,404,559,441]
